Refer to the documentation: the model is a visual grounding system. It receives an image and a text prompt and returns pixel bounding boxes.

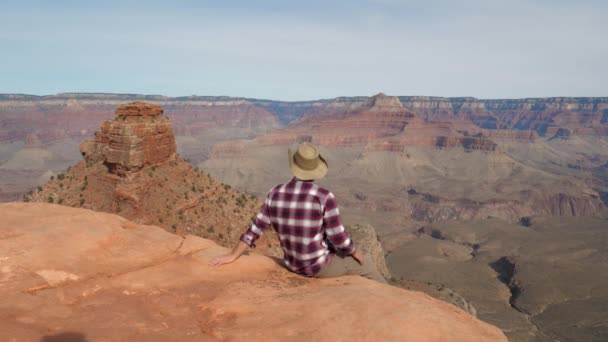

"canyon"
[2,93,608,341]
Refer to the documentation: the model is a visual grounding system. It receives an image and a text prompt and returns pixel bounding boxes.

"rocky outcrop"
[80,102,177,176]
[348,224,392,280]
[28,103,278,255]
[0,203,507,341]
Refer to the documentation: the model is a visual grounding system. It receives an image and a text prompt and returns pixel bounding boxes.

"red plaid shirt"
[240,179,355,276]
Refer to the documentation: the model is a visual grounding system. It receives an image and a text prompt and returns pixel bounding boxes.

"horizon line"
[2,92,608,103]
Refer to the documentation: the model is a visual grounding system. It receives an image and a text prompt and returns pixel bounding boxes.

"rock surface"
[0,203,506,341]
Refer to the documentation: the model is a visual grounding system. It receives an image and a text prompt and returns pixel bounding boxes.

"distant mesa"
[369,92,411,113]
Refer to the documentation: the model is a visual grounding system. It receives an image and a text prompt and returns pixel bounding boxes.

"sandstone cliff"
[0,203,507,341]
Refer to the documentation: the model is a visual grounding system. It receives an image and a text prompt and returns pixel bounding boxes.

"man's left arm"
[323,192,364,265]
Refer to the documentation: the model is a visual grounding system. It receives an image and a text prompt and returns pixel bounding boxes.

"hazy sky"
[1,0,606,100]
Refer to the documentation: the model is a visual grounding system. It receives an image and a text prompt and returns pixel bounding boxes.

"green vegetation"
[80,177,88,192]
[79,198,85,206]
[48,196,54,204]
[236,193,248,207]
[207,225,214,233]
[520,217,532,227]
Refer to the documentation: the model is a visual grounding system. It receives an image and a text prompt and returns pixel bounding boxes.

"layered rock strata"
[80,102,177,176]
[248,94,499,151]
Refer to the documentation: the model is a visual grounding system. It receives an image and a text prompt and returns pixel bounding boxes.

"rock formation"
[347,224,392,279]
[0,203,507,341]
[80,102,177,176]
[246,94,500,152]
[28,102,279,255]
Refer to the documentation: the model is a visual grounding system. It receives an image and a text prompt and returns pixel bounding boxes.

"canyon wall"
[0,93,278,147]
[3,94,607,149]
[397,96,608,135]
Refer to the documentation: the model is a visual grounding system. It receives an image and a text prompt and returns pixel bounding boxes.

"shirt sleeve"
[239,193,272,248]
[322,192,355,255]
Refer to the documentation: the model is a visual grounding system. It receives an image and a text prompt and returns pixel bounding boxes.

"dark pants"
[315,254,387,283]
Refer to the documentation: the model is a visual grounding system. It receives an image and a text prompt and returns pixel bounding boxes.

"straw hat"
[288,143,328,180]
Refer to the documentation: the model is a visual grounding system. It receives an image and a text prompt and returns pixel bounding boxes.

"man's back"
[240,178,355,276]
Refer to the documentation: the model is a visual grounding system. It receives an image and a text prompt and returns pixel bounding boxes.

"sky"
[1,0,607,100]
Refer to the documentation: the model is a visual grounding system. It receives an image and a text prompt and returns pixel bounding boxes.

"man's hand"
[352,249,364,265]
[208,241,249,266]
[208,253,236,266]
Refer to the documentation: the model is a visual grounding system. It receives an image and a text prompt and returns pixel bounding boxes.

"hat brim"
[288,149,328,181]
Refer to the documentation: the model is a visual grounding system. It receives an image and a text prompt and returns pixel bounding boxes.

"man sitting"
[209,142,386,283]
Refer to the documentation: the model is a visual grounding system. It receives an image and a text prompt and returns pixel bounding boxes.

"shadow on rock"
[41,332,88,342]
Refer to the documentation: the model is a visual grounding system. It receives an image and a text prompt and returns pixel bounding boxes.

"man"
[209,142,386,283]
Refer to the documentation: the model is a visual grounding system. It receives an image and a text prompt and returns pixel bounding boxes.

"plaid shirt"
[240,179,355,276]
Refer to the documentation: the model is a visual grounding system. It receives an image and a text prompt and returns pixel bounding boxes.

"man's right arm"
[209,193,273,266]
[239,194,272,248]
